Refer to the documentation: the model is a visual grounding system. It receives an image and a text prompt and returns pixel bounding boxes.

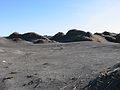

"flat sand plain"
[0,38,120,90]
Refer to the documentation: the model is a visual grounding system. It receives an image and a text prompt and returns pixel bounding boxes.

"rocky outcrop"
[94,33,103,36]
[7,32,53,44]
[61,29,93,42]
[63,30,93,42]
[11,38,23,42]
[51,29,93,42]
[7,32,21,39]
[21,32,45,42]
[104,35,117,43]
[102,31,111,35]
[65,29,87,37]
[50,32,64,42]
[116,34,120,43]
[33,37,55,44]
[102,31,117,37]
[94,31,120,43]
[6,32,23,42]
[83,62,120,90]
[6,30,120,43]
[59,62,120,90]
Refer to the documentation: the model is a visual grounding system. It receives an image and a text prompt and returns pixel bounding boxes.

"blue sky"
[0,0,120,36]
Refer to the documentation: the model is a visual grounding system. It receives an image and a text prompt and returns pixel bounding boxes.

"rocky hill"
[6,32,54,44]
[5,30,120,44]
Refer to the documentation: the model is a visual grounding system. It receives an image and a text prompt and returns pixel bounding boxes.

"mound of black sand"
[83,62,120,90]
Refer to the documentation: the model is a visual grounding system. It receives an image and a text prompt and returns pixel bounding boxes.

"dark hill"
[50,29,93,42]
[6,32,53,43]
[6,30,120,44]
